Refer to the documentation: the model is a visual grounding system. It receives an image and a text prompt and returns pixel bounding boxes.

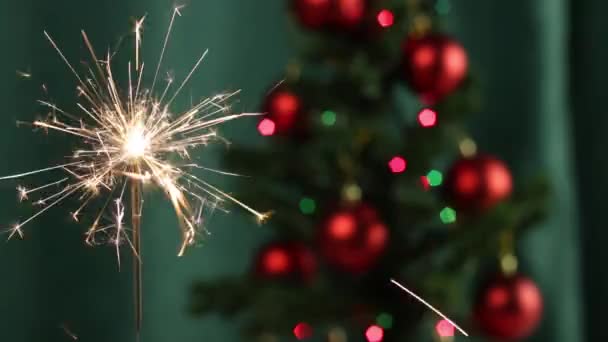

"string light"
[440,207,457,224]
[426,170,443,186]
[420,176,431,191]
[342,183,362,202]
[299,197,316,214]
[258,118,276,136]
[388,156,407,173]
[417,108,437,127]
[321,110,337,126]
[365,325,384,342]
[436,319,455,337]
[293,322,313,340]
[376,9,394,28]
[459,137,477,157]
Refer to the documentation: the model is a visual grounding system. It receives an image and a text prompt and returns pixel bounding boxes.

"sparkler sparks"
[1,6,270,257]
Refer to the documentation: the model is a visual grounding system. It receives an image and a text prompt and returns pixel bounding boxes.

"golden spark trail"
[2,6,270,339]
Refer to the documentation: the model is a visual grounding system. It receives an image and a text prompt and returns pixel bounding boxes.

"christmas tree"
[191,1,548,341]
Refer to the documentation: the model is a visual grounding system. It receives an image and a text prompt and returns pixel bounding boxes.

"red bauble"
[444,155,513,211]
[255,242,317,281]
[317,204,389,273]
[292,0,333,29]
[332,0,368,30]
[403,34,468,103]
[474,274,543,340]
[262,87,303,135]
[292,0,369,31]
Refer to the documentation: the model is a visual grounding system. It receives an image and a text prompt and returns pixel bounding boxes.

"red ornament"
[317,204,389,273]
[255,242,317,281]
[333,0,368,30]
[403,34,468,103]
[474,274,543,340]
[262,87,303,135]
[292,0,333,29]
[292,0,369,31]
[444,155,513,211]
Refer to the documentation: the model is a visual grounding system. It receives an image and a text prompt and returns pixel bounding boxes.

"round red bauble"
[292,0,369,31]
[444,155,513,211]
[332,0,368,30]
[475,274,543,340]
[292,0,333,29]
[403,34,468,103]
[255,242,317,281]
[262,87,303,135]
[317,204,389,273]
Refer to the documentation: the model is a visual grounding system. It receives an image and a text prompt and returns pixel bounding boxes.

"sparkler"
[1,6,269,337]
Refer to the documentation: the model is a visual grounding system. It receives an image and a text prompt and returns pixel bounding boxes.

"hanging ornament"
[474,274,543,340]
[444,155,512,211]
[254,241,317,281]
[332,0,369,30]
[291,0,370,31]
[292,0,333,29]
[261,86,303,135]
[402,34,468,104]
[317,204,388,273]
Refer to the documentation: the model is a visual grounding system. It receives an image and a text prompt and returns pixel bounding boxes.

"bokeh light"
[388,156,407,173]
[420,176,431,190]
[376,312,393,329]
[417,108,437,127]
[299,197,316,215]
[376,9,394,28]
[426,169,443,186]
[365,325,384,342]
[263,247,290,274]
[435,319,455,337]
[459,137,477,157]
[258,118,276,136]
[342,183,362,202]
[322,110,337,126]
[440,207,457,224]
[293,322,313,340]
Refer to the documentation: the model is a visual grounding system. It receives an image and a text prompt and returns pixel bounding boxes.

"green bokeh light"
[321,110,337,126]
[426,169,443,186]
[299,197,316,214]
[440,207,457,224]
[376,312,393,329]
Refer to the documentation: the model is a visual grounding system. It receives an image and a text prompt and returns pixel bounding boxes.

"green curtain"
[0,0,590,341]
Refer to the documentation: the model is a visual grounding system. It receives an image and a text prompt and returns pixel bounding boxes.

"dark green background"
[0,0,592,341]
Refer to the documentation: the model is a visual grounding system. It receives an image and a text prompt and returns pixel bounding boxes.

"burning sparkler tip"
[256,211,273,224]
[3,6,265,262]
